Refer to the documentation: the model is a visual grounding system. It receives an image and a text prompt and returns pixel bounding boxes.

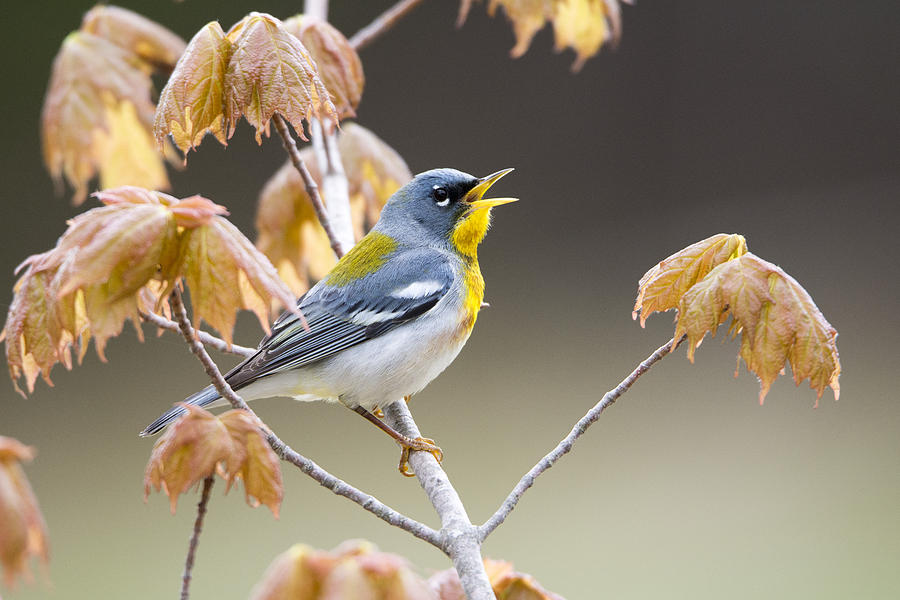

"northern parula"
[141,168,516,475]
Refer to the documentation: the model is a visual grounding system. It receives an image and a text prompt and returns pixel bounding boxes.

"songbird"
[142,168,517,475]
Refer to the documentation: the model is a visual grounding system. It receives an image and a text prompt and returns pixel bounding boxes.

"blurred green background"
[2,1,898,598]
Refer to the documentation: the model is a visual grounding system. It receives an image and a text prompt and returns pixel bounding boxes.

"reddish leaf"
[672,253,841,404]
[224,13,337,144]
[459,0,625,71]
[2,187,295,393]
[143,404,232,513]
[0,437,49,588]
[251,540,434,600]
[179,217,299,343]
[218,411,283,517]
[42,7,183,204]
[283,15,364,119]
[633,233,748,326]
[153,22,232,154]
[80,5,186,71]
[430,558,565,600]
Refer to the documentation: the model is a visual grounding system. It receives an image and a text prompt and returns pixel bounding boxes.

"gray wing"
[224,248,455,390]
[141,249,454,436]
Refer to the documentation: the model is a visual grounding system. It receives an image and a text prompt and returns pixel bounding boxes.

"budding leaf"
[0,437,49,588]
[80,5,186,70]
[42,7,185,204]
[257,123,411,295]
[283,15,365,119]
[251,541,434,600]
[144,404,233,513]
[153,22,232,154]
[458,0,625,71]
[218,411,283,517]
[225,12,337,144]
[2,187,296,393]
[633,233,748,326]
[430,559,565,600]
[180,218,298,343]
[665,252,841,404]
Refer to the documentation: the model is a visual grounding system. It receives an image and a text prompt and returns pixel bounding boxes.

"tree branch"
[478,336,687,540]
[139,310,255,358]
[181,475,213,600]
[349,0,426,51]
[384,403,494,600]
[310,119,356,251]
[166,287,442,548]
[271,113,348,258]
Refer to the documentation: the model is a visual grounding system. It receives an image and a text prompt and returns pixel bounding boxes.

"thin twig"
[139,310,255,358]
[271,114,347,258]
[349,0,426,51]
[384,403,494,600]
[181,475,214,600]
[167,288,442,548]
[478,336,687,540]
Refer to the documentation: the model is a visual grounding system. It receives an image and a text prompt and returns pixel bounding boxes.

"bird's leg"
[372,407,384,419]
[404,395,410,404]
[353,406,443,477]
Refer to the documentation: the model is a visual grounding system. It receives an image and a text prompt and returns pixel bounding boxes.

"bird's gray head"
[375,168,516,255]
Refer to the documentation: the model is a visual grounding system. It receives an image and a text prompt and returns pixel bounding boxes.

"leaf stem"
[478,335,686,540]
[181,475,214,600]
[349,0,426,51]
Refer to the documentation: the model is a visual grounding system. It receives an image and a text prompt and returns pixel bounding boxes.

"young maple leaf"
[2,187,296,394]
[429,559,566,600]
[458,0,626,71]
[668,252,841,405]
[144,404,233,513]
[225,12,337,143]
[153,22,232,154]
[256,122,411,295]
[0,437,49,588]
[251,541,434,600]
[218,411,283,517]
[144,406,283,515]
[80,5,186,71]
[42,8,185,204]
[282,15,365,119]
[633,233,748,326]
[179,217,298,343]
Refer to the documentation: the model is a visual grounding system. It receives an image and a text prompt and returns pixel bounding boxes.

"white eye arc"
[433,185,450,206]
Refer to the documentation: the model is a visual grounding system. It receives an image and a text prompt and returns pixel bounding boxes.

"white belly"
[238,291,472,411]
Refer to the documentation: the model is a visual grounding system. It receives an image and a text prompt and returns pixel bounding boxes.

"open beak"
[464,168,518,210]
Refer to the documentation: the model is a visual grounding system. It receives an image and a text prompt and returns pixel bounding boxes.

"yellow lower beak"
[465,168,518,210]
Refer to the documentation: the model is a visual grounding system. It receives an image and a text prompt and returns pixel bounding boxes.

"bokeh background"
[2,1,898,598]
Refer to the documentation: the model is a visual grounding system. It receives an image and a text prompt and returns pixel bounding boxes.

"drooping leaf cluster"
[0,437,49,588]
[633,234,841,404]
[154,12,356,154]
[41,5,185,204]
[257,122,412,294]
[458,0,627,71]
[1,187,297,395]
[144,404,283,515]
[431,558,565,599]
[282,15,365,120]
[251,541,565,600]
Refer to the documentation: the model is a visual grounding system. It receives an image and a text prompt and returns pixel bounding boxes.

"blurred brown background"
[2,1,898,598]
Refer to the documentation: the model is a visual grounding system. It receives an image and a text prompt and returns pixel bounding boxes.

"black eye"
[433,186,449,205]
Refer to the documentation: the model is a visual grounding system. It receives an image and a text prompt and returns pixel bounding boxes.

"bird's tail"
[139,385,221,437]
